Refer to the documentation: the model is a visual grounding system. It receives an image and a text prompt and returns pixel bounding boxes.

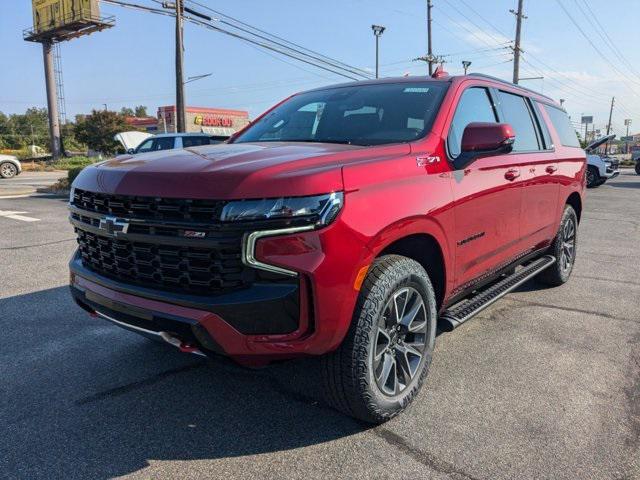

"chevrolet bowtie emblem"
[98,216,129,235]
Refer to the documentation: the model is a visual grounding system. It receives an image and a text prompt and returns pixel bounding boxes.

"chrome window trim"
[242,225,315,277]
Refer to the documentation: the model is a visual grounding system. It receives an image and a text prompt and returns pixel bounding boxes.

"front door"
[446,85,524,290]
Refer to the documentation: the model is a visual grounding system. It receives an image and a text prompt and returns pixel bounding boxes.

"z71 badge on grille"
[183,230,207,238]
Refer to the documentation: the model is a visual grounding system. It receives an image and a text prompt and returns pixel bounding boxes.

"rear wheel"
[586,166,600,188]
[538,205,578,286]
[0,162,18,179]
[635,162,640,175]
[323,255,437,423]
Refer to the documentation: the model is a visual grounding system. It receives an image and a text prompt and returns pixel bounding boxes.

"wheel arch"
[566,191,582,223]
[378,233,447,310]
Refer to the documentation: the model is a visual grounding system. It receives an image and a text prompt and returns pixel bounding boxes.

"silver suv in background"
[585,134,619,188]
[128,133,226,155]
[0,154,22,179]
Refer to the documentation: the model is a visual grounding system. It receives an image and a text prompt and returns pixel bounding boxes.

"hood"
[114,131,153,151]
[585,134,615,152]
[73,141,407,199]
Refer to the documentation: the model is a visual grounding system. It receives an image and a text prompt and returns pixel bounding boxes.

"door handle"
[546,165,558,174]
[505,168,520,181]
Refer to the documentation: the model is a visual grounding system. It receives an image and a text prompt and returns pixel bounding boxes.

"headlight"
[220,192,343,226]
[69,186,75,204]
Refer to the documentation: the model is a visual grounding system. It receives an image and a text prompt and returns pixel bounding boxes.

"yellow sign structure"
[32,0,100,35]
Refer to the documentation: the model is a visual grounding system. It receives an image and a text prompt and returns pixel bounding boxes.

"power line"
[101,0,368,81]
[184,0,372,79]
[553,0,640,89]
[578,0,640,79]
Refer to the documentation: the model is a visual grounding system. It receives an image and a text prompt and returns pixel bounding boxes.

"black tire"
[586,166,600,188]
[0,162,18,179]
[538,205,578,287]
[635,162,640,175]
[322,255,437,423]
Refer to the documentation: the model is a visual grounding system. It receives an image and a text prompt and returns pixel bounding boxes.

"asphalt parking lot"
[1,171,638,480]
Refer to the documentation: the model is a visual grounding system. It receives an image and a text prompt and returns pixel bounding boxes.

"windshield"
[234,82,448,146]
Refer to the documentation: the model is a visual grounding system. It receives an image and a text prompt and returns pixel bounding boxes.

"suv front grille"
[75,229,245,295]
[70,189,298,296]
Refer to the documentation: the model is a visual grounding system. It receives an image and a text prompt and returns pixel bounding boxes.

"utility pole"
[462,60,471,75]
[427,0,434,75]
[510,0,526,84]
[42,41,61,160]
[605,96,615,154]
[175,0,186,132]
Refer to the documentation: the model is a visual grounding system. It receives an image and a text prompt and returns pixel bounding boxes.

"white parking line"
[0,210,40,222]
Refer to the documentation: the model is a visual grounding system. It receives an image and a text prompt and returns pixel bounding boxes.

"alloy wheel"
[372,286,428,396]
[1,163,17,178]
[560,216,576,272]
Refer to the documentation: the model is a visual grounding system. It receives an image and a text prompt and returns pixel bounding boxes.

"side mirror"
[453,122,515,170]
[126,148,135,155]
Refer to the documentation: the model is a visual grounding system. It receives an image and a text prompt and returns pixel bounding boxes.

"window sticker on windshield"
[403,87,430,93]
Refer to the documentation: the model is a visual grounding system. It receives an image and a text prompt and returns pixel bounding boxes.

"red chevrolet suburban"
[69,72,585,423]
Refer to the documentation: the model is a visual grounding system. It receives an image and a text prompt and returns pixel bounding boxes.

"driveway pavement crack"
[508,298,639,325]
[0,238,76,250]
[374,428,483,480]
[75,362,206,405]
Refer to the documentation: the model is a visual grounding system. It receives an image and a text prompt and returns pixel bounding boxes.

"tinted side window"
[542,104,581,147]
[497,91,540,151]
[136,139,153,153]
[448,87,497,158]
[153,137,175,151]
[182,136,210,148]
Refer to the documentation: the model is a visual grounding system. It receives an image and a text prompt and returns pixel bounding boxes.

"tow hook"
[159,331,207,357]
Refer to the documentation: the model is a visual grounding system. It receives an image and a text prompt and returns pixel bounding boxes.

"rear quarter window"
[541,104,581,148]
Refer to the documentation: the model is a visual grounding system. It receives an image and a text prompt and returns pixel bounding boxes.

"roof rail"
[465,73,556,103]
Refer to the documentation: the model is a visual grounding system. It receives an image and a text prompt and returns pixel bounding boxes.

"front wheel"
[0,162,18,179]
[322,255,437,423]
[635,162,640,175]
[538,205,578,286]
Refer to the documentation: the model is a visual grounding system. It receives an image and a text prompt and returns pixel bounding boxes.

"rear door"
[448,85,524,289]
[495,90,559,247]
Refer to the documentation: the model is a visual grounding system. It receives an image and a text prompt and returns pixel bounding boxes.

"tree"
[134,105,148,118]
[120,107,135,117]
[74,110,128,154]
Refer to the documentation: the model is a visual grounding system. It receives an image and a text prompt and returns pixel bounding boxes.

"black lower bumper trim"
[70,253,301,335]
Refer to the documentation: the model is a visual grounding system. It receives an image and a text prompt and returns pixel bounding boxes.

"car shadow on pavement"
[1,287,368,479]
[606,181,640,189]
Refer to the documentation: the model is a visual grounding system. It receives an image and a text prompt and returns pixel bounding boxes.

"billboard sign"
[32,0,100,35]
[581,115,593,124]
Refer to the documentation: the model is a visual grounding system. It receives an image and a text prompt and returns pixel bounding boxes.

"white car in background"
[585,134,619,188]
[0,154,22,179]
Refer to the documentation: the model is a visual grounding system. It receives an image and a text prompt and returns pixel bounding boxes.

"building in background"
[157,106,250,137]
[124,116,158,133]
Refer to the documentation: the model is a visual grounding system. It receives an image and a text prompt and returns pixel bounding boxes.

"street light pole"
[462,60,471,75]
[371,25,385,79]
[427,0,433,75]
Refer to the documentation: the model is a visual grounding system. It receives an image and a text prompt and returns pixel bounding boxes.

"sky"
[1,0,639,137]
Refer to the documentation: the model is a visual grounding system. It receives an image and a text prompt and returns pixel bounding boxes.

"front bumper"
[69,217,370,363]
